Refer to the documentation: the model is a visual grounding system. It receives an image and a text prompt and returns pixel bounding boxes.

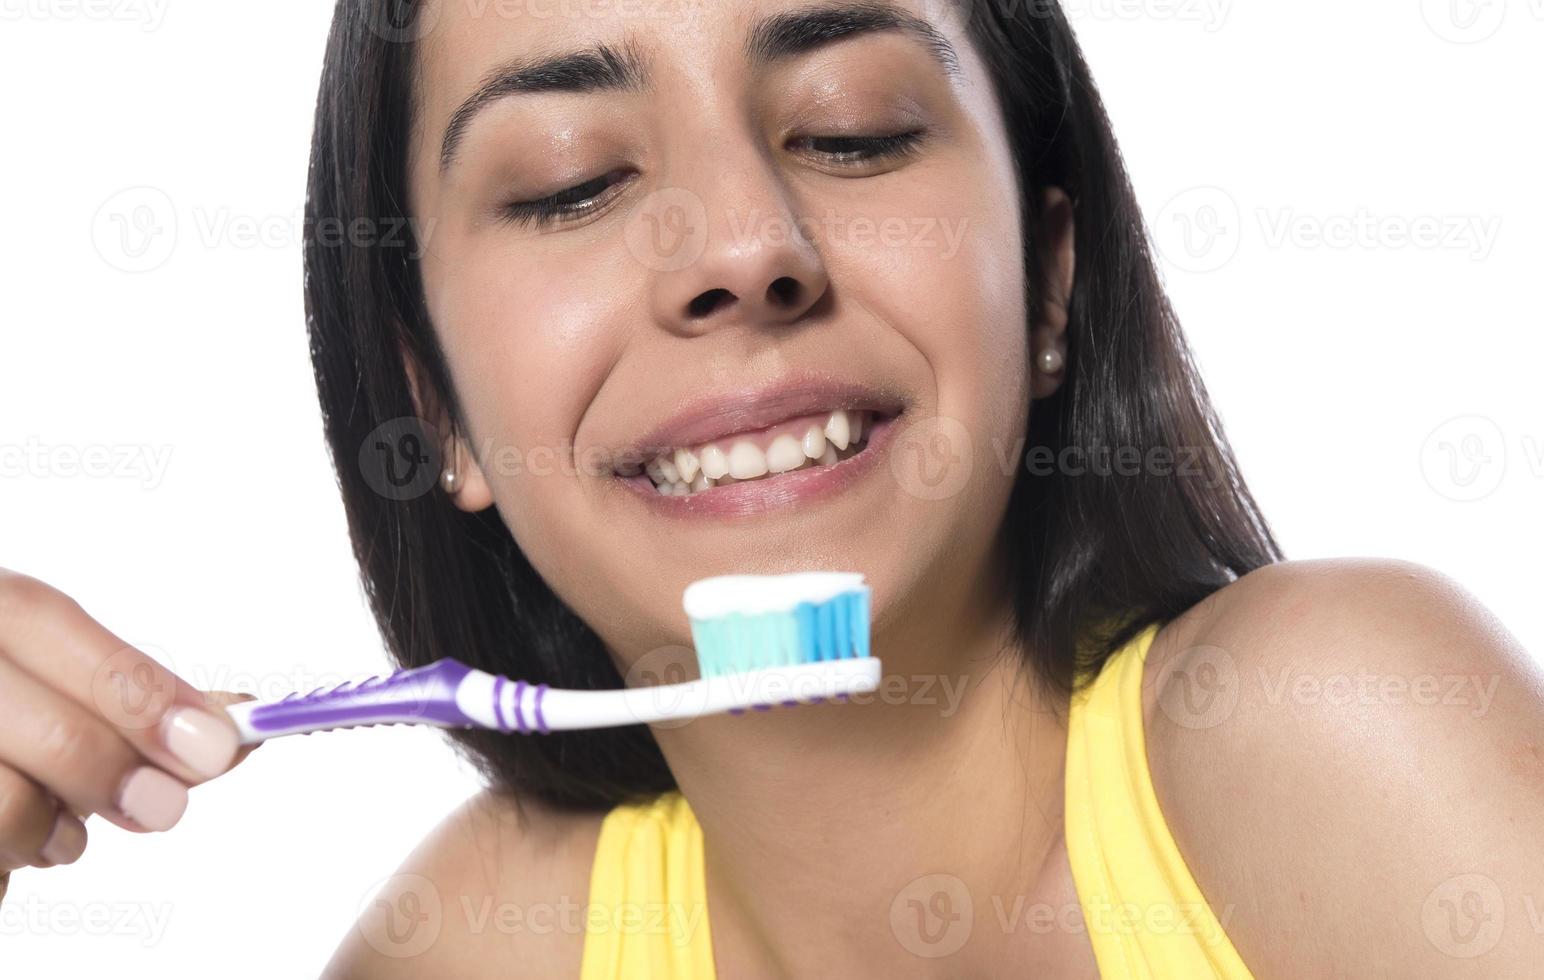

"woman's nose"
[642,163,831,337]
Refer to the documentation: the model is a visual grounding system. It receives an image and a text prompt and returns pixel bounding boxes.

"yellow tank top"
[580,623,1254,978]
[1064,622,1255,978]
[578,791,715,978]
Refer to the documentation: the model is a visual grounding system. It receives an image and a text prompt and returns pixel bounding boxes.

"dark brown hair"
[302,0,1282,810]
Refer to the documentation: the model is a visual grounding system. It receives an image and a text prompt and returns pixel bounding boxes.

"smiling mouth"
[616,408,889,497]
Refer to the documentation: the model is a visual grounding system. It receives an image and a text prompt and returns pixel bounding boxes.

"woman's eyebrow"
[437,1,960,177]
[439,40,647,176]
[745,1,960,80]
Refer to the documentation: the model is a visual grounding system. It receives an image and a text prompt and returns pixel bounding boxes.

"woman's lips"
[614,376,908,465]
[614,410,901,519]
[620,408,880,493]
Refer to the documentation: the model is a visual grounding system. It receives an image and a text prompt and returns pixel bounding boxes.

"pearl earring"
[1037,348,1065,375]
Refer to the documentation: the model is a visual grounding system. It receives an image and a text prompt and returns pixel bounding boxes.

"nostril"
[768,276,800,306]
[689,288,733,318]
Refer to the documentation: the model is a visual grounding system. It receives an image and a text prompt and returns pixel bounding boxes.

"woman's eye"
[794,129,928,167]
[498,169,631,229]
[495,130,926,230]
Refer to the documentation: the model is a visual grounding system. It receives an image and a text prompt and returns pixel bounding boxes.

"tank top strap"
[580,791,716,979]
[1064,622,1256,978]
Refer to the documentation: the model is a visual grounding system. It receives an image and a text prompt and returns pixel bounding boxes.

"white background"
[1,2,1540,976]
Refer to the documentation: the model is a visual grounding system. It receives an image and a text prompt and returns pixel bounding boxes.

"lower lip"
[613,413,901,519]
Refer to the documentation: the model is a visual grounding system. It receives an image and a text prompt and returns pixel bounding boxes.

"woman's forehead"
[413,0,961,118]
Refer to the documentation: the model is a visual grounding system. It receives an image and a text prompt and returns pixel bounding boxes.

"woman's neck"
[654,571,1071,977]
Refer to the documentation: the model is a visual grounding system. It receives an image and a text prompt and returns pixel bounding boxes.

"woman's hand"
[0,567,255,902]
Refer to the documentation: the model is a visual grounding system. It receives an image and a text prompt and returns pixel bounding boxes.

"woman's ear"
[399,344,495,512]
[1030,187,1076,400]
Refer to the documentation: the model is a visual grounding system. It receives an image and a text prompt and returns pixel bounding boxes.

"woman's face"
[405,0,1034,663]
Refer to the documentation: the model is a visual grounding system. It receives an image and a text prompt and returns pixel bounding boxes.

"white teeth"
[803,425,827,460]
[824,411,850,451]
[727,441,769,480]
[766,434,806,474]
[699,444,729,480]
[674,448,700,484]
[636,408,884,496]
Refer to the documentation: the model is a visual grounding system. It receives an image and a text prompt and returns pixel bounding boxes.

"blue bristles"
[688,585,871,680]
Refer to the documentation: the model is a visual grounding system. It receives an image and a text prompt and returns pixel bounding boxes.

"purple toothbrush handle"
[240,659,478,738]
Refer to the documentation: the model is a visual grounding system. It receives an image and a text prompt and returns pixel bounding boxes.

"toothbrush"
[225,571,879,744]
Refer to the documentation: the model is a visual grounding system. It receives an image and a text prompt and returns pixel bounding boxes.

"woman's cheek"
[893,215,1031,630]
[957,221,1030,514]
[845,177,1027,456]
[467,309,614,551]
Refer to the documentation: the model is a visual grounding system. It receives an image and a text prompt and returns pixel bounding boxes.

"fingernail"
[161,706,239,779]
[116,767,188,832]
[40,812,87,865]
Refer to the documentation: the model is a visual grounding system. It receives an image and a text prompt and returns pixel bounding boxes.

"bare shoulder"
[1141,557,1544,977]
[321,788,607,979]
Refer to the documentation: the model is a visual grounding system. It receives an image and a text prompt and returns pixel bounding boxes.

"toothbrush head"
[683,571,870,679]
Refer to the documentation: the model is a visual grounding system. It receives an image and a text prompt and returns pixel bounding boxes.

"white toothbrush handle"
[538,657,883,730]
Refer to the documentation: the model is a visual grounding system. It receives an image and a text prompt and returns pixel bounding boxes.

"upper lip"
[611,374,907,466]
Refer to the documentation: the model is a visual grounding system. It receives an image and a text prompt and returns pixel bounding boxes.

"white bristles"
[681,571,867,620]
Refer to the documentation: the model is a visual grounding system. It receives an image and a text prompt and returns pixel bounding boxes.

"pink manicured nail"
[161,706,238,779]
[116,767,188,832]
